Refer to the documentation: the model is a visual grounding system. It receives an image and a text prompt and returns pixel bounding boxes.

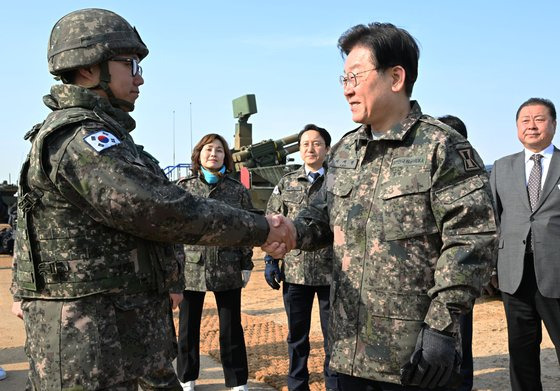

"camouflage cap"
[48,8,149,76]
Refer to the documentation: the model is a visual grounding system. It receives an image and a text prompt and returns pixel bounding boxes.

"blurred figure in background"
[175,134,254,391]
[265,124,337,391]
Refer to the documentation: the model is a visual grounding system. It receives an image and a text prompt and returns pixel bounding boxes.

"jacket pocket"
[217,248,243,263]
[283,188,305,204]
[381,172,438,240]
[184,249,203,264]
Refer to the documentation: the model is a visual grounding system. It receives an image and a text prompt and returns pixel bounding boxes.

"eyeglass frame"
[110,57,143,77]
[339,68,377,88]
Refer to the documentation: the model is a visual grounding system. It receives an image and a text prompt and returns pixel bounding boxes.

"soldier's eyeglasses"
[339,68,377,88]
[111,57,143,77]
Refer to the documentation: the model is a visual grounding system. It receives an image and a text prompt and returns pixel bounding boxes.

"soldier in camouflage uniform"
[264,23,497,390]
[10,8,288,391]
[265,124,337,391]
[175,134,253,391]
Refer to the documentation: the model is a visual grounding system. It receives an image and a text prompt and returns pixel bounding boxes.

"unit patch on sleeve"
[457,147,481,171]
[84,130,121,152]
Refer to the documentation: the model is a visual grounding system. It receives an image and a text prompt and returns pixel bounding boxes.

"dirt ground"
[1,252,559,390]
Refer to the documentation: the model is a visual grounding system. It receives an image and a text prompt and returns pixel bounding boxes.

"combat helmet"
[47,8,148,110]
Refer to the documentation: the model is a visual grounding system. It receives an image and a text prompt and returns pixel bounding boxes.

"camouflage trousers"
[22,291,177,390]
[138,362,182,391]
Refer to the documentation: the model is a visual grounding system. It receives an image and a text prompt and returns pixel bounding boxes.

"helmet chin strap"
[91,61,135,112]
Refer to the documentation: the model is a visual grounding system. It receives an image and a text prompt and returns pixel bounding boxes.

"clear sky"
[2,0,559,183]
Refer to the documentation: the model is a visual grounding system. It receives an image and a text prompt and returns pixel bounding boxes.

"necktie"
[527,154,542,252]
[309,172,320,183]
[527,154,543,212]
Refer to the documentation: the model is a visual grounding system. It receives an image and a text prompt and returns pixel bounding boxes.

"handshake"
[262,214,297,259]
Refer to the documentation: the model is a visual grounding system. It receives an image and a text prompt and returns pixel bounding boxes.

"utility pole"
[172,110,176,180]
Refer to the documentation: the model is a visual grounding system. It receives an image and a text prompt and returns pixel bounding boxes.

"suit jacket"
[490,146,560,297]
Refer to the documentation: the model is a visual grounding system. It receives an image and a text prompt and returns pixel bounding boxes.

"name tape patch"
[391,156,426,168]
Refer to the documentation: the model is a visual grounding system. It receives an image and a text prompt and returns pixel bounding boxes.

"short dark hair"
[297,124,331,147]
[438,115,468,139]
[516,97,557,121]
[191,133,234,174]
[337,22,419,97]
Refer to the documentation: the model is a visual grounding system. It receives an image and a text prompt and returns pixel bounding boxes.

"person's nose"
[343,82,354,97]
[134,73,144,86]
[527,118,538,129]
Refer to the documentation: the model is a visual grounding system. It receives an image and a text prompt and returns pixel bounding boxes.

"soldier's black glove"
[400,325,462,389]
[264,255,283,290]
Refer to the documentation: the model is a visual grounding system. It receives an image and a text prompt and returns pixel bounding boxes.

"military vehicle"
[0,182,16,204]
[163,94,301,210]
[230,94,301,210]
[0,181,17,224]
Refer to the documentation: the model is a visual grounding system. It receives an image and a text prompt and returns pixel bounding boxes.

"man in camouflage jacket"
[264,23,497,390]
[11,8,286,391]
[266,124,337,390]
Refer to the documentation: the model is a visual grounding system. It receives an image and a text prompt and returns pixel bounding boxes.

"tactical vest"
[14,107,169,299]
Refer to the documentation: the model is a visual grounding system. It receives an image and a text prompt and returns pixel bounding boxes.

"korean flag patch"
[84,130,121,152]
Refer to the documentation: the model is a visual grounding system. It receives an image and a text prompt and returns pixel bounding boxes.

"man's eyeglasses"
[339,68,377,88]
[111,57,142,77]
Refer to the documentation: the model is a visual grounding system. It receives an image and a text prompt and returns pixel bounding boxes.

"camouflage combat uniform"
[175,174,253,387]
[293,102,497,384]
[267,165,333,285]
[267,166,337,390]
[177,174,254,291]
[11,84,268,390]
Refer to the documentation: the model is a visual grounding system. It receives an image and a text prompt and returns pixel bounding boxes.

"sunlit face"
[299,130,329,171]
[517,104,556,152]
[200,139,225,171]
[342,46,393,128]
[101,53,144,112]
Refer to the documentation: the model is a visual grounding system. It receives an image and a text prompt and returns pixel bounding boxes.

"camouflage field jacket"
[294,101,498,383]
[177,174,254,292]
[12,85,267,299]
[267,166,333,285]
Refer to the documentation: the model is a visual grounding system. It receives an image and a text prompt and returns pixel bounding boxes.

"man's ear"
[390,65,406,93]
[76,65,100,88]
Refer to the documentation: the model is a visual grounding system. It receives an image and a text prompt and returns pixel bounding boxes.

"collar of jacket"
[295,164,328,181]
[355,100,423,147]
[43,84,136,132]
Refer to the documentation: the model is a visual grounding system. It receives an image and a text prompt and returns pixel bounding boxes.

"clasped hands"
[262,214,297,259]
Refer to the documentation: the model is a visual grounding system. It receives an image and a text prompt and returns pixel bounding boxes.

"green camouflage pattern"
[267,165,333,285]
[12,83,268,389]
[293,101,497,384]
[177,175,254,292]
[22,292,176,390]
[48,8,148,75]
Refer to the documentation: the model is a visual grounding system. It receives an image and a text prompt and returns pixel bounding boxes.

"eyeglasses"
[339,68,377,88]
[110,57,143,77]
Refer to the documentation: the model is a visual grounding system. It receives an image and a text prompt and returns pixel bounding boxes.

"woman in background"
[176,133,253,391]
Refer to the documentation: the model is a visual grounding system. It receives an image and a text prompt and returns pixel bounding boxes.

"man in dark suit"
[490,97,560,391]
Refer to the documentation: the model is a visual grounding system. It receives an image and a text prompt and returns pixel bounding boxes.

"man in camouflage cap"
[11,8,292,391]
[264,23,497,390]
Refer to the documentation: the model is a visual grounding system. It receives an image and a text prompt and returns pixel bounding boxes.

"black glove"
[400,325,462,389]
[264,255,283,290]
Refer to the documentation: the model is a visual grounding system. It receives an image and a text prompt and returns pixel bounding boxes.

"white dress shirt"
[305,166,325,183]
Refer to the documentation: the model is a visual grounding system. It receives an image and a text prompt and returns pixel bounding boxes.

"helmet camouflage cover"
[48,8,149,76]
